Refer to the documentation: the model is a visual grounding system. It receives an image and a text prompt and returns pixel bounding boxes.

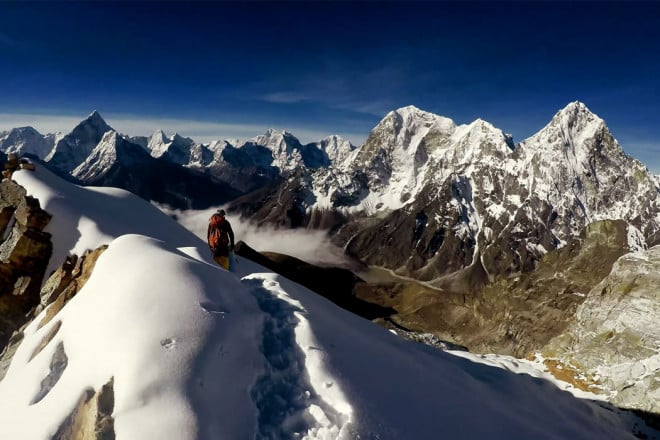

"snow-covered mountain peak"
[247,129,308,170]
[313,135,356,166]
[252,128,302,148]
[386,105,456,135]
[172,132,194,146]
[518,101,616,169]
[554,101,604,129]
[0,126,54,160]
[528,101,607,148]
[449,118,516,161]
[81,110,112,133]
[44,112,115,172]
[8,126,41,136]
[146,130,195,164]
[152,129,167,140]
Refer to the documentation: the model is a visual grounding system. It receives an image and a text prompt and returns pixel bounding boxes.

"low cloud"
[161,206,356,269]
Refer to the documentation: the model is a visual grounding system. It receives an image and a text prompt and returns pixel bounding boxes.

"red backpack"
[208,214,229,250]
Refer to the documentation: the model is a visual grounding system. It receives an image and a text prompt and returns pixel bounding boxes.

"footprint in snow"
[160,338,176,349]
[199,301,228,316]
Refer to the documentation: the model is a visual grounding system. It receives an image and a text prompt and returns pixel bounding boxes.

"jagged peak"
[85,110,108,126]
[317,134,355,152]
[373,105,456,140]
[171,132,194,145]
[254,128,301,145]
[388,105,452,123]
[393,104,425,114]
[519,101,626,165]
[11,126,40,134]
[550,101,605,128]
[73,110,112,135]
[320,134,349,144]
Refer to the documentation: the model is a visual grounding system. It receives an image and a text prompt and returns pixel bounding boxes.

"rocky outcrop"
[543,245,660,413]
[0,240,107,381]
[53,377,115,440]
[38,246,108,329]
[0,175,52,348]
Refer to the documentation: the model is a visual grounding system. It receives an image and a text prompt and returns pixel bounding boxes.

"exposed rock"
[543,245,660,413]
[0,178,52,349]
[0,238,106,380]
[30,319,62,361]
[30,341,68,404]
[53,377,115,440]
[39,246,108,329]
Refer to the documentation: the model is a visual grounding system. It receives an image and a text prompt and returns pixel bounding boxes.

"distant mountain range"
[1,102,659,287]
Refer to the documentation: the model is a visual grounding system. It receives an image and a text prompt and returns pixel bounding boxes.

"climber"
[207,209,235,270]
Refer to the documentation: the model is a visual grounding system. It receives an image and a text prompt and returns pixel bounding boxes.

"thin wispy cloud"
[261,92,311,104]
[248,66,403,117]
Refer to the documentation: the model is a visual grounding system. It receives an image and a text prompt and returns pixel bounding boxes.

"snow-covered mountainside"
[45,111,112,173]
[0,166,654,439]
[0,127,57,159]
[314,102,660,285]
[515,102,659,240]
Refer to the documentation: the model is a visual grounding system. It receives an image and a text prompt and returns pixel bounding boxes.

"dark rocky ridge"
[0,175,52,348]
[234,241,394,320]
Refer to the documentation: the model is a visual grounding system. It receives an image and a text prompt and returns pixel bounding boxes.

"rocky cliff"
[0,176,52,349]
[543,245,660,413]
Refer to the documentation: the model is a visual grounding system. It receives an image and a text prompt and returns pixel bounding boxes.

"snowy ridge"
[0,166,652,438]
[147,130,195,165]
[44,111,113,173]
[71,130,119,181]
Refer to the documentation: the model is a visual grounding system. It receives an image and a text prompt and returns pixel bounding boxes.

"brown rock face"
[0,178,53,348]
[39,246,108,329]
[0,245,108,381]
[353,220,632,358]
[53,377,115,440]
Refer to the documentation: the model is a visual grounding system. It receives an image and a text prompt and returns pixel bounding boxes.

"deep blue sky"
[1,1,659,171]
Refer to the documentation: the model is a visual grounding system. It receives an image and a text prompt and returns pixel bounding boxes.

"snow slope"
[0,167,653,439]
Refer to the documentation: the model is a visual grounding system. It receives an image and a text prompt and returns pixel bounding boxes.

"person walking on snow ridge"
[207,209,235,270]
